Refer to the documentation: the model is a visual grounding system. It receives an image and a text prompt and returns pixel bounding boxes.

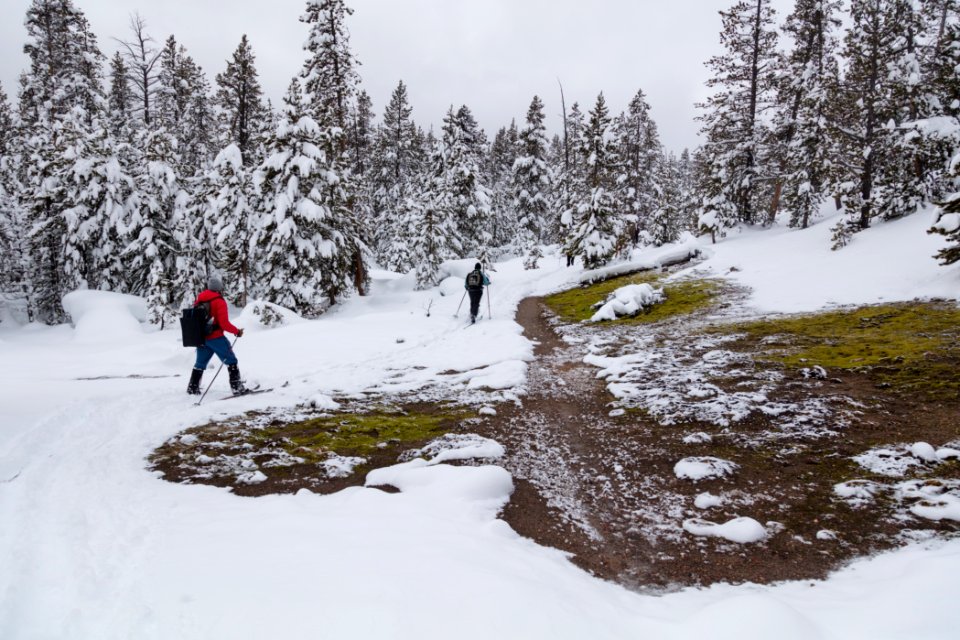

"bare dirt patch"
[485,294,960,589]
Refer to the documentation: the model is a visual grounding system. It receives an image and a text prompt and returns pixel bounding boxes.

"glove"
[237,328,245,338]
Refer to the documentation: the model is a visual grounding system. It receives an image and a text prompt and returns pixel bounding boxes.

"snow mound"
[683,517,767,543]
[307,394,340,411]
[897,480,960,522]
[401,433,505,465]
[238,299,305,329]
[695,492,723,509]
[909,442,938,463]
[62,290,146,343]
[438,276,464,297]
[937,447,960,461]
[366,459,513,514]
[590,283,665,322]
[674,456,739,481]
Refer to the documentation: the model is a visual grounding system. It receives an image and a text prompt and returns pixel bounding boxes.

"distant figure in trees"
[187,275,246,396]
[464,262,491,324]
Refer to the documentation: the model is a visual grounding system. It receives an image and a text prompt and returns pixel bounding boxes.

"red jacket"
[194,290,240,340]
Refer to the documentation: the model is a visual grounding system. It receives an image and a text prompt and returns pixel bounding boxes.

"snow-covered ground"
[2,217,959,639]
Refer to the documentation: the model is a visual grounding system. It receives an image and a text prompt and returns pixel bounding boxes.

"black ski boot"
[228,364,247,395]
[187,368,203,395]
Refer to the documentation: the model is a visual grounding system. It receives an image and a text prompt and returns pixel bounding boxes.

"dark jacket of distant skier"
[187,275,246,396]
[464,263,491,323]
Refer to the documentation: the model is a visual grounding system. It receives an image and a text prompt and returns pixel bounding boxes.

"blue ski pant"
[194,336,238,369]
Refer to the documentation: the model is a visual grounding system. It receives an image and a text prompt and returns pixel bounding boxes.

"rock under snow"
[674,456,739,481]
[908,442,939,463]
[694,492,724,509]
[402,433,505,465]
[589,283,665,322]
[682,517,767,544]
[62,290,146,343]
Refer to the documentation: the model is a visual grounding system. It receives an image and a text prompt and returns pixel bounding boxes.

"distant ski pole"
[196,336,240,406]
[487,284,492,320]
[454,291,466,317]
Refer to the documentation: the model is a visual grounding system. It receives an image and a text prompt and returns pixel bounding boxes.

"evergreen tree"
[19,0,107,321]
[614,88,663,243]
[215,35,267,166]
[256,81,355,314]
[209,144,257,305]
[372,80,420,271]
[411,141,462,289]
[696,0,779,232]
[107,52,133,140]
[442,105,494,260]
[124,128,180,324]
[773,0,842,229]
[62,113,133,292]
[512,96,550,268]
[300,0,360,132]
[829,0,921,247]
[565,93,627,268]
[296,0,369,298]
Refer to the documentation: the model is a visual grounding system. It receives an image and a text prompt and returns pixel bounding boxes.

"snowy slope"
[677,210,960,313]
[2,232,959,639]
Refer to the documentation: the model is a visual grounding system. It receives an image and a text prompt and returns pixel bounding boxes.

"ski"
[216,387,273,401]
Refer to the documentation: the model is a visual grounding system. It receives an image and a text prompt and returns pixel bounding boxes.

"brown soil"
[484,297,960,589]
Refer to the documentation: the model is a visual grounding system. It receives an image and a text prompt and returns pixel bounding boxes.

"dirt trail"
[485,297,960,589]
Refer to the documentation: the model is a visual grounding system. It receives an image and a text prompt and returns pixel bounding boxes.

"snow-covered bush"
[590,283,665,322]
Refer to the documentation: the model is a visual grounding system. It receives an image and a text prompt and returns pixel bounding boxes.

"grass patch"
[544,271,721,324]
[252,405,473,460]
[726,302,960,398]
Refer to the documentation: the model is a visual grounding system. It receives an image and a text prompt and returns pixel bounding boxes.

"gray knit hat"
[208,274,224,292]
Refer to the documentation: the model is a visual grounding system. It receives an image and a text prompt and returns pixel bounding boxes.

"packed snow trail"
[2,222,960,639]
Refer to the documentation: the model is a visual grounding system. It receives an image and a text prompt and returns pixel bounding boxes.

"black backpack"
[180,296,221,347]
[466,270,483,289]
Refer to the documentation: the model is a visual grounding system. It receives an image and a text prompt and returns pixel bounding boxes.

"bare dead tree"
[115,13,162,126]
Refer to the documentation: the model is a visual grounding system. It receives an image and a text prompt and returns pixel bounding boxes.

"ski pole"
[486,284,492,320]
[196,335,240,406]
[454,291,466,317]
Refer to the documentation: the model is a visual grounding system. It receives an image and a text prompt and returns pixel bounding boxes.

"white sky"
[0,0,797,152]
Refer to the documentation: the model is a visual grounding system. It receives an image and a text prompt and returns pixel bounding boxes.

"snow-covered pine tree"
[614,89,663,244]
[296,0,370,298]
[178,57,218,178]
[926,10,960,266]
[62,110,133,292]
[442,105,494,261]
[107,52,134,140]
[771,0,841,230]
[19,0,107,321]
[696,0,779,234]
[208,144,256,305]
[828,0,920,248]
[124,127,180,325]
[0,82,24,309]
[487,121,519,249]
[648,152,684,246]
[372,80,421,271]
[512,96,551,269]
[565,93,628,269]
[215,35,267,166]
[411,140,462,289]
[256,81,349,314]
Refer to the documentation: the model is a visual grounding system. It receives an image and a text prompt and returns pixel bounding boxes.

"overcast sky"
[1,0,797,152]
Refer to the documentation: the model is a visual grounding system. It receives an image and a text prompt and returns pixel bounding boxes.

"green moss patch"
[544,271,721,324]
[149,404,476,495]
[251,406,472,461]
[726,302,960,398]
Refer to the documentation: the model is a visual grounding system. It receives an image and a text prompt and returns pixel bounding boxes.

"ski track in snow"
[2,216,960,638]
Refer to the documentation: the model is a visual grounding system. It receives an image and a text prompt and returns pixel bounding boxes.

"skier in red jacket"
[186,275,246,395]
